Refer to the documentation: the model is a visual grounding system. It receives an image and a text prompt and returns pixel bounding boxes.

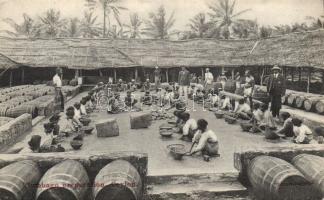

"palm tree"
[144,5,177,39]
[62,18,80,37]
[259,26,272,39]
[231,19,258,39]
[39,9,67,38]
[80,11,101,38]
[85,0,127,37]
[187,13,209,38]
[207,0,250,39]
[124,13,144,38]
[2,13,41,38]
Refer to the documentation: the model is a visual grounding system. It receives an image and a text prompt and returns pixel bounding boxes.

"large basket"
[167,144,186,160]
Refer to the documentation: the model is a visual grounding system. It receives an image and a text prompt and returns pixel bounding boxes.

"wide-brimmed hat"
[271,65,281,71]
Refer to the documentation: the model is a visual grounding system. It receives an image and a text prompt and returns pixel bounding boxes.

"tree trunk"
[103,6,106,37]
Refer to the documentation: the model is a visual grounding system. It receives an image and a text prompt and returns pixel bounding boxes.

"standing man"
[267,65,286,118]
[154,66,161,91]
[243,70,255,110]
[178,67,190,98]
[53,67,64,113]
[204,68,214,91]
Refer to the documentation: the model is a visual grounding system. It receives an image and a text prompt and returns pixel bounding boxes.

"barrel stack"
[0,160,41,200]
[292,154,324,196]
[247,155,319,200]
[93,160,142,200]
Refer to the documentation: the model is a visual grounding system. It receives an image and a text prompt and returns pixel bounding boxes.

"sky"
[0,0,323,33]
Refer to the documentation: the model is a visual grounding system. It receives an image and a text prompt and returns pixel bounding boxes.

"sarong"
[54,87,64,113]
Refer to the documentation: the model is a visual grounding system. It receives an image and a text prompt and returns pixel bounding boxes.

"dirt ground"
[8,91,296,177]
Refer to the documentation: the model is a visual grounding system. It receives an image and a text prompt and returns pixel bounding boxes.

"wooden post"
[231,69,235,79]
[283,67,287,79]
[165,68,169,83]
[135,67,138,81]
[307,67,311,93]
[114,68,117,83]
[9,70,13,87]
[298,67,302,83]
[201,68,204,79]
[291,68,294,82]
[75,69,79,78]
[21,67,25,84]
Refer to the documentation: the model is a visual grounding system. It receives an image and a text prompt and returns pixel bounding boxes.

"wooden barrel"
[224,80,236,93]
[315,100,324,115]
[0,160,41,200]
[0,106,9,117]
[295,95,307,109]
[287,93,298,107]
[213,82,223,91]
[6,105,38,118]
[252,87,269,103]
[248,156,310,200]
[130,112,152,129]
[36,160,89,200]
[292,154,324,196]
[93,160,142,200]
[304,97,322,112]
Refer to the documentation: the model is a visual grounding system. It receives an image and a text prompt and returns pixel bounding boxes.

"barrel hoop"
[269,168,297,194]
[45,173,85,185]
[37,179,81,200]
[0,180,23,199]
[100,172,138,185]
[261,162,282,186]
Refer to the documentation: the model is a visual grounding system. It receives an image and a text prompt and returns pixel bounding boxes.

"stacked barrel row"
[282,91,324,115]
[248,154,324,200]
[0,84,80,119]
[0,159,142,200]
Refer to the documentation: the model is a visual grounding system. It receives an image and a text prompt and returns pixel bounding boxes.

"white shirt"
[74,108,81,120]
[80,104,87,115]
[205,72,214,84]
[294,124,313,143]
[182,119,198,136]
[235,103,251,113]
[53,74,62,87]
[192,130,218,152]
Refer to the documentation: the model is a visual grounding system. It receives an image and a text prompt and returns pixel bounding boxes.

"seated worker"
[190,119,220,158]
[116,79,124,92]
[259,104,276,130]
[179,112,198,142]
[73,102,82,122]
[219,95,232,110]
[20,135,42,153]
[163,87,175,107]
[251,103,263,124]
[194,89,204,102]
[173,110,186,132]
[292,118,313,144]
[125,91,138,107]
[128,79,137,92]
[188,85,196,99]
[143,79,151,92]
[62,106,81,133]
[107,93,125,114]
[234,98,252,120]
[276,112,294,138]
[80,98,87,115]
[141,91,153,105]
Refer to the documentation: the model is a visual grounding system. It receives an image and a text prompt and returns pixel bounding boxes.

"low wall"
[0,113,32,146]
[234,144,324,185]
[0,151,148,199]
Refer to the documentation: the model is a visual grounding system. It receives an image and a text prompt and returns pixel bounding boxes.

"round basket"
[167,144,186,160]
[81,126,94,134]
[79,118,91,126]
[214,111,224,119]
[240,122,253,132]
[70,140,83,150]
[225,115,237,124]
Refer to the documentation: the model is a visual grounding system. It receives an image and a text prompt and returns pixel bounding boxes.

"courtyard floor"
[8,91,295,177]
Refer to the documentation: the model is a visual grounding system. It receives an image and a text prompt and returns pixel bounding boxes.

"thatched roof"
[0,30,323,70]
[0,53,19,69]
